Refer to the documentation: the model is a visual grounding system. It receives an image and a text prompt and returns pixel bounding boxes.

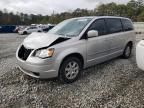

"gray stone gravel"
[0,33,144,108]
[0,34,26,76]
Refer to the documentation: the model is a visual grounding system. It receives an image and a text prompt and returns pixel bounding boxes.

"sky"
[0,0,130,15]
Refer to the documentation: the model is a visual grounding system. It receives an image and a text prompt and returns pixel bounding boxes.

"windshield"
[48,18,92,37]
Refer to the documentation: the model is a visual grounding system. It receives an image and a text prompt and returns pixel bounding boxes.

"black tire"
[38,30,41,32]
[122,43,132,59]
[59,57,82,83]
[23,31,27,35]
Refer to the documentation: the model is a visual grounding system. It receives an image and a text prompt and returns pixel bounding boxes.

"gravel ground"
[0,33,144,108]
[0,34,26,76]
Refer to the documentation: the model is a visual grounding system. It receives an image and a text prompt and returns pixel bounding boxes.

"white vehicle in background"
[14,26,26,33]
[136,40,144,70]
[18,26,43,35]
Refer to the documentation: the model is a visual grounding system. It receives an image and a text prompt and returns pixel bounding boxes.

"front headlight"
[35,48,54,58]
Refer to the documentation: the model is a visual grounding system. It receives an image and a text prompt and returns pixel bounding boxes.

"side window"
[106,18,123,34]
[27,27,30,30]
[28,27,33,29]
[88,19,107,36]
[33,27,37,29]
[122,19,134,31]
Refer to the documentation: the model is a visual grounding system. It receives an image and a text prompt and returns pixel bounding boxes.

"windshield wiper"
[57,33,71,38]
[58,33,65,36]
[65,34,76,37]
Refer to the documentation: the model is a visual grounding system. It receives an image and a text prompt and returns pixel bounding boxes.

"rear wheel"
[59,57,82,83]
[122,43,132,59]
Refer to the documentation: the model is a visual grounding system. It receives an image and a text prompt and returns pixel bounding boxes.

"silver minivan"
[16,16,135,83]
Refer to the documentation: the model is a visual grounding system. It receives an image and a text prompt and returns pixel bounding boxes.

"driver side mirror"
[87,30,98,38]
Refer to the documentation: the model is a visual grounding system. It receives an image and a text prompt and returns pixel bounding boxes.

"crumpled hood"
[23,32,66,49]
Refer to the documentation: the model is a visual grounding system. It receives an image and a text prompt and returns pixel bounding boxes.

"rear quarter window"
[122,19,134,31]
[106,18,123,34]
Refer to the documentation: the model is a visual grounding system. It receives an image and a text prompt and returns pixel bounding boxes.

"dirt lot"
[0,33,144,108]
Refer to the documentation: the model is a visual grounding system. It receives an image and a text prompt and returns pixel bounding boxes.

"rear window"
[106,18,123,34]
[122,19,134,31]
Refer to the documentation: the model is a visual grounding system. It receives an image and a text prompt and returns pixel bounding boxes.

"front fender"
[55,48,86,71]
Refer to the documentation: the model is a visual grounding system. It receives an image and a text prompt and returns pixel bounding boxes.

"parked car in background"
[18,26,43,35]
[136,40,144,70]
[43,24,55,32]
[14,26,26,33]
[16,16,135,83]
[14,26,21,33]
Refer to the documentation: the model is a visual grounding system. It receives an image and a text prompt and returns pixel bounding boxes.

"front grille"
[18,45,33,60]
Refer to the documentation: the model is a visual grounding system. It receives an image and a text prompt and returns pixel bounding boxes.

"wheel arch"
[60,53,84,69]
[126,41,133,48]
[58,53,84,80]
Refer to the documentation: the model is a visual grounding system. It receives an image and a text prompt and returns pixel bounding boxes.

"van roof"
[73,16,130,20]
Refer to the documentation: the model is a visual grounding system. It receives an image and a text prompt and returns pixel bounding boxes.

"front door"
[86,19,111,67]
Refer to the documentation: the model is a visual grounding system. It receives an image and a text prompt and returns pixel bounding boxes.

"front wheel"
[122,43,132,59]
[59,57,82,83]
[23,31,27,35]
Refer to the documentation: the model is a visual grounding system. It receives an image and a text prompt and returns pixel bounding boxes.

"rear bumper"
[136,41,144,71]
[18,31,23,35]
